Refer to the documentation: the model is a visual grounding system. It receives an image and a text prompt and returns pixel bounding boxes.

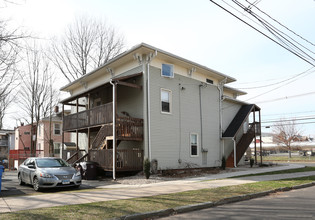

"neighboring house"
[9,110,71,169]
[0,129,15,162]
[60,43,261,174]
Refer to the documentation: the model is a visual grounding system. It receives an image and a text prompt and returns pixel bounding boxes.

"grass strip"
[230,166,315,178]
[1,176,315,220]
[263,155,315,162]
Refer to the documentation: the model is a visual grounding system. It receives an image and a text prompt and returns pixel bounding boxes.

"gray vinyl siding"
[117,74,143,119]
[117,66,144,150]
[222,100,242,159]
[222,100,242,132]
[149,66,221,170]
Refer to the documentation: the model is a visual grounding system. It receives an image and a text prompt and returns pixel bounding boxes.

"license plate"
[62,180,70,184]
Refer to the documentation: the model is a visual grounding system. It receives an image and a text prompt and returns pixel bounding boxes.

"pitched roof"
[223,104,255,138]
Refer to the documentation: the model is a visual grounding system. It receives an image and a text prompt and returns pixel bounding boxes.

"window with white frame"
[161,64,174,78]
[54,123,61,135]
[161,89,171,113]
[54,143,61,155]
[190,134,198,157]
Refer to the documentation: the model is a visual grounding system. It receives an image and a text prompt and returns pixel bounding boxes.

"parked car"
[18,157,81,191]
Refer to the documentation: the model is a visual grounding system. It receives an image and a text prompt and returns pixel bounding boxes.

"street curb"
[120,181,315,219]
[174,201,214,214]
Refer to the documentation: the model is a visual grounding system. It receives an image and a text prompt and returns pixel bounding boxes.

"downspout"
[199,84,203,152]
[233,137,236,167]
[146,51,157,162]
[110,79,116,180]
[217,77,227,160]
[147,61,152,161]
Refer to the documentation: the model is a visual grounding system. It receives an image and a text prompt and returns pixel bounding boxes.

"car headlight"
[74,171,81,177]
[40,173,53,178]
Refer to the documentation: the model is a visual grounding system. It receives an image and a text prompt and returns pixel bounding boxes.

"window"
[206,78,213,84]
[24,132,30,135]
[161,89,171,113]
[54,143,61,155]
[54,123,61,135]
[161,64,174,78]
[190,134,198,157]
[38,124,42,137]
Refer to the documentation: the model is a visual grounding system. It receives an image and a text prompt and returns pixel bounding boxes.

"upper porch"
[63,102,143,141]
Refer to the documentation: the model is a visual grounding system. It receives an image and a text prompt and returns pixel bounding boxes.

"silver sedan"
[18,157,81,191]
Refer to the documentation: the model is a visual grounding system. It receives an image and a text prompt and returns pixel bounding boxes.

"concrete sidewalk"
[0,163,313,213]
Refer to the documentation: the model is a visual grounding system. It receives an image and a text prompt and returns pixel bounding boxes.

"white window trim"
[190,133,199,157]
[161,88,172,114]
[161,63,174,78]
[54,142,61,154]
[53,123,61,136]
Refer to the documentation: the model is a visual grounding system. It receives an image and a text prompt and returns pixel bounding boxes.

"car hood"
[38,167,76,175]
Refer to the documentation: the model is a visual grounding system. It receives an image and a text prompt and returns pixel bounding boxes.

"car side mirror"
[28,164,35,169]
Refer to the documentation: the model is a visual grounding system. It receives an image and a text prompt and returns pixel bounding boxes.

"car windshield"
[36,158,70,168]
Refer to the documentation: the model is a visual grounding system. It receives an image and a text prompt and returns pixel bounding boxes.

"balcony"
[63,102,143,141]
[64,102,113,131]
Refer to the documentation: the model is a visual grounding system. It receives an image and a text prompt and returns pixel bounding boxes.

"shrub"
[221,156,226,170]
[250,158,255,167]
[143,158,151,179]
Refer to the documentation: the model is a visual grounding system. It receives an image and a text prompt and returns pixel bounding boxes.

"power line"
[235,67,314,90]
[255,90,315,104]
[230,0,315,64]
[245,0,315,48]
[262,116,315,124]
[264,121,315,127]
[263,110,315,117]
[209,0,315,67]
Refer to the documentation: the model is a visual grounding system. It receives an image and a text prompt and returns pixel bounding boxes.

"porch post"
[253,109,257,164]
[62,104,65,160]
[76,98,79,161]
[259,109,262,164]
[110,80,117,180]
[233,138,236,167]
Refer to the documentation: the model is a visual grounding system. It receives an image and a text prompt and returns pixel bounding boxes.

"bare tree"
[273,119,301,158]
[18,45,59,155]
[50,16,125,82]
[0,0,28,128]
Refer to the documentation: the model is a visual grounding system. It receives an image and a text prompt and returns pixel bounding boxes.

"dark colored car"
[18,157,81,191]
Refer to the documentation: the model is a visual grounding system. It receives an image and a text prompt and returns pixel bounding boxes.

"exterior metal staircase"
[226,124,256,167]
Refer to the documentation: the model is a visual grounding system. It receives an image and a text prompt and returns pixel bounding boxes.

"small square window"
[161,89,171,113]
[162,64,174,78]
[206,79,213,84]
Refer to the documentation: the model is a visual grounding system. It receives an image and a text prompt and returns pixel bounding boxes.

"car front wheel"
[18,173,25,185]
[33,177,41,191]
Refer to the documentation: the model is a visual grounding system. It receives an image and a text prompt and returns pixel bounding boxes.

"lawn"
[230,166,315,178]
[1,176,315,219]
[263,155,315,162]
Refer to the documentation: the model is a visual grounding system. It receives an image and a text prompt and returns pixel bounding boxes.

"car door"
[19,159,29,183]
[25,159,36,184]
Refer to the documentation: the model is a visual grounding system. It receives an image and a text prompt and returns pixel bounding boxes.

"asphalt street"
[162,185,315,220]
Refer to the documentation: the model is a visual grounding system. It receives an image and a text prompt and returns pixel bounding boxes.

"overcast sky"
[2,0,315,135]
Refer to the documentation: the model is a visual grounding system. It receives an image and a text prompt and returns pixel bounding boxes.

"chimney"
[54,106,59,113]
[21,122,24,126]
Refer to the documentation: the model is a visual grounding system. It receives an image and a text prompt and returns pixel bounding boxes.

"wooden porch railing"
[89,149,143,171]
[116,117,143,141]
[63,102,113,131]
